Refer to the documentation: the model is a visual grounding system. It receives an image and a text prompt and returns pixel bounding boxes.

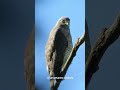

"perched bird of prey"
[45,17,73,89]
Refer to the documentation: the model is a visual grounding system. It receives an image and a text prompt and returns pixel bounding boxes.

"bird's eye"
[62,20,65,23]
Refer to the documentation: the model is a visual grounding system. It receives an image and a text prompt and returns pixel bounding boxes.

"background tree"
[86,13,120,89]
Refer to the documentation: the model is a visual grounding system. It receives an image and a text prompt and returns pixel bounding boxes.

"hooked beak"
[64,20,69,26]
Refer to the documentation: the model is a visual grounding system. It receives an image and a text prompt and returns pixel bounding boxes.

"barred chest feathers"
[62,29,73,67]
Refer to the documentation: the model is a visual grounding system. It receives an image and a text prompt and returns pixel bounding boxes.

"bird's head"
[57,16,70,27]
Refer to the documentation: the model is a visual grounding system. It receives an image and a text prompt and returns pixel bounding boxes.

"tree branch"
[86,13,120,89]
[54,32,85,89]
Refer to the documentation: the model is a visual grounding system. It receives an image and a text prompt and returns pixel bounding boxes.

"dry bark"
[86,13,120,89]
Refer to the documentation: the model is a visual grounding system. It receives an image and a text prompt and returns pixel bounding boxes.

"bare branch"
[54,32,85,89]
[86,13,120,89]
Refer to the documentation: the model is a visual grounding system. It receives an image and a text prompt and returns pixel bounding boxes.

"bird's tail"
[50,79,55,90]
[50,74,58,90]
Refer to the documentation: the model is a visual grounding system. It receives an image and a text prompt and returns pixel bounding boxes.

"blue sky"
[35,0,85,90]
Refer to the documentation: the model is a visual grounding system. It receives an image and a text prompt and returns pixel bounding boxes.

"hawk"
[45,17,73,90]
